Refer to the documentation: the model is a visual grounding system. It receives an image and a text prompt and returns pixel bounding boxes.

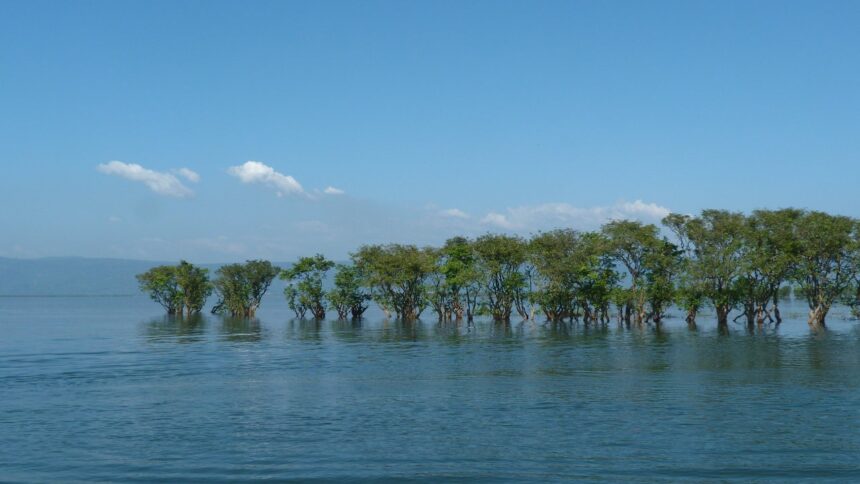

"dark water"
[2,296,860,482]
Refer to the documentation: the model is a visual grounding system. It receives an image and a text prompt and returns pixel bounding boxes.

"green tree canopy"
[136,261,211,317]
[792,211,859,328]
[352,244,436,320]
[281,254,335,319]
[212,260,280,318]
[327,264,371,319]
[663,210,748,328]
[473,234,528,321]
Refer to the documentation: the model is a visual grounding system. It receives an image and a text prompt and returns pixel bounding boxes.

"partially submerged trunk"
[312,305,326,320]
[808,304,829,329]
[716,305,730,330]
[772,294,782,325]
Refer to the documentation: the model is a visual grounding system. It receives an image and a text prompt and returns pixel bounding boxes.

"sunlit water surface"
[2,296,860,482]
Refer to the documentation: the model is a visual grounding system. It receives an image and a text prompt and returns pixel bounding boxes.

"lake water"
[2,295,860,482]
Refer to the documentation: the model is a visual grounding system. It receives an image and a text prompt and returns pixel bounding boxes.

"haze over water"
[2,295,859,482]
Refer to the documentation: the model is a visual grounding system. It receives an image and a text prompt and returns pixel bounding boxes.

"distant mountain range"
[0,257,296,296]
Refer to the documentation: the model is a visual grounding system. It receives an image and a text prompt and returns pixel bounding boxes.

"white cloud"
[228,161,305,197]
[97,161,193,198]
[480,200,671,231]
[480,212,518,229]
[439,208,470,219]
[323,186,345,195]
[618,199,671,219]
[175,168,200,183]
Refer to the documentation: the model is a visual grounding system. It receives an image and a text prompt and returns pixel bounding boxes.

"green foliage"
[473,234,528,321]
[174,261,212,316]
[663,210,748,326]
[529,229,581,322]
[137,265,181,315]
[136,261,211,316]
[735,209,803,324]
[791,211,859,327]
[281,254,334,319]
[327,264,371,319]
[528,229,618,323]
[643,239,681,323]
[352,244,436,320]
[212,260,280,318]
[133,207,860,329]
[602,221,679,323]
[427,237,482,321]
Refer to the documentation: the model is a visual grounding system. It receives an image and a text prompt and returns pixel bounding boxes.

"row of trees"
[138,260,280,318]
[137,208,860,330]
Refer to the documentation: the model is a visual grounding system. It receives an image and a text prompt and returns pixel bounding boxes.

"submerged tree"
[602,220,678,325]
[736,209,803,327]
[427,237,482,322]
[663,210,747,329]
[792,211,858,329]
[528,229,617,324]
[174,261,212,317]
[663,214,704,326]
[473,234,528,322]
[137,261,211,317]
[643,239,681,324]
[211,260,280,318]
[134,206,860,333]
[352,244,436,320]
[137,265,181,315]
[281,254,334,319]
[529,229,581,322]
[572,232,618,324]
[327,264,371,319]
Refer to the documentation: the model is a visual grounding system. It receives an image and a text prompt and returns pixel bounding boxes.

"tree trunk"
[716,305,730,330]
[744,303,755,329]
[808,304,829,329]
[773,295,782,325]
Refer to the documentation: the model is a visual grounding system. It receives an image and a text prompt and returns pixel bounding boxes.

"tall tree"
[602,221,677,324]
[792,211,858,329]
[137,261,211,317]
[327,264,371,319]
[663,213,704,326]
[352,244,436,320]
[281,254,334,319]
[174,260,212,317]
[663,210,747,328]
[428,237,481,322]
[572,232,618,324]
[736,209,803,327]
[212,260,280,318]
[473,234,528,322]
[643,240,681,324]
[529,229,581,322]
[137,265,181,315]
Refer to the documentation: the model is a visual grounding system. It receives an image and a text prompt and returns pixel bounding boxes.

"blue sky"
[1,1,858,262]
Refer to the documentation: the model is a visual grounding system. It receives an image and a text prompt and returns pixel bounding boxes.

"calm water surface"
[2,296,860,482]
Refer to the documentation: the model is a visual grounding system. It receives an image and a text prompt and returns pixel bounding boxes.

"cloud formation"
[97,161,194,198]
[323,186,345,195]
[175,168,200,183]
[480,200,671,231]
[228,161,305,197]
[439,208,470,219]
